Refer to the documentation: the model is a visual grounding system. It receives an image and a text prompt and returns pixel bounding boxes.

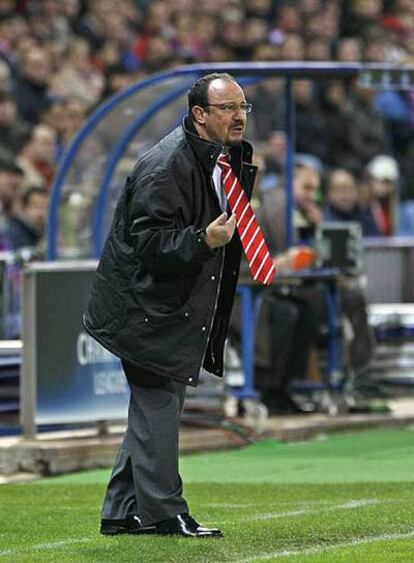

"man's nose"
[233,110,246,121]
[234,105,247,116]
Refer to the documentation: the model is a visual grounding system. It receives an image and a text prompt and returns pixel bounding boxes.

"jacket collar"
[183,117,253,174]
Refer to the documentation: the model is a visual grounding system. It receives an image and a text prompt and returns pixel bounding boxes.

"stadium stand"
[1,0,414,425]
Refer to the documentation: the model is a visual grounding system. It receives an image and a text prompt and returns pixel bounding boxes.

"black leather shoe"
[101,516,145,535]
[101,513,223,538]
[153,513,223,538]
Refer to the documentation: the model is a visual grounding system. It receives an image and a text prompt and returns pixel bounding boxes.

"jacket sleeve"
[127,167,217,276]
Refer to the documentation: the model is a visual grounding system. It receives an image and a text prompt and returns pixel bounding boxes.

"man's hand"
[205,212,236,248]
[303,202,323,225]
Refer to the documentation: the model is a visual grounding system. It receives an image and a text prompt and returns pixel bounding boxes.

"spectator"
[6,185,48,250]
[219,19,248,60]
[0,156,24,217]
[0,89,30,157]
[230,163,322,414]
[336,36,363,61]
[249,78,284,139]
[318,80,355,170]
[51,38,104,109]
[362,31,388,62]
[244,18,269,57]
[324,168,380,236]
[59,99,88,148]
[263,130,286,177]
[13,47,52,124]
[374,88,414,155]
[346,85,390,175]
[256,159,374,394]
[101,64,134,101]
[230,268,320,415]
[259,156,324,253]
[40,98,88,153]
[76,0,131,51]
[97,12,135,67]
[17,124,57,189]
[140,35,177,72]
[362,154,400,235]
[130,1,172,65]
[279,33,306,60]
[305,37,332,61]
[340,0,384,38]
[273,3,302,34]
[306,8,339,45]
[261,81,326,163]
[232,160,326,414]
[398,199,414,236]
[29,0,73,45]
[0,57,11,90]
[293,81,327,162]
[400,140,414,201]
[0,11,29,62]
[39,99,67,147]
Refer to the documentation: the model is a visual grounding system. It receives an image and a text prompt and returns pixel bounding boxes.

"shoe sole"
[101,527,223,538]
[100,526,157,536]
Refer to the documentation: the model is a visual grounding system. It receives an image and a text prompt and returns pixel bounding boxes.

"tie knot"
[217,154,231,169]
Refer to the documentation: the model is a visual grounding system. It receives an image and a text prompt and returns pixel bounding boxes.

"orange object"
[291,247,317,270]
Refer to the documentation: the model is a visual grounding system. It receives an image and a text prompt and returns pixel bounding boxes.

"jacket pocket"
[139,299,194,326]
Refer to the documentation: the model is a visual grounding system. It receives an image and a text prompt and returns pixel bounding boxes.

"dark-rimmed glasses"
[204,102,253,114]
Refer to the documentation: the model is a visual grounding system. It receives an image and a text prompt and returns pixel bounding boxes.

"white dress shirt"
[212,155,228,212]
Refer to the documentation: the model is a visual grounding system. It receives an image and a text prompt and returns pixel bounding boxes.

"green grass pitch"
[1,428,414,562]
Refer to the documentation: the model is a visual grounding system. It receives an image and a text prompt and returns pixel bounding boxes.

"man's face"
[328,171,358,212]
[25,193,49,231]
[370,177,395,199]
[0,99,16,125]
[0,170,23,209]
[23,50,50,86]
[294,166,320,210]
[30,126,56,163]
[193,79,248,147]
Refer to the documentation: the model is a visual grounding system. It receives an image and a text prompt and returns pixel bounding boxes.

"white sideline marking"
[209,500,333,508]
[339,499,380,509]
[207,503,259,508]
[206,500,332,509]
[235,530,414,562]
[0,500,397,558]
[221,498,385,523]
[0,537,93,558]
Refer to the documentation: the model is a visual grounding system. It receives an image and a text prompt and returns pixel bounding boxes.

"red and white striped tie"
[218,154,276,286]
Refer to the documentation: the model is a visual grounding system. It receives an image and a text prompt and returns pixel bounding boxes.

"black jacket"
[323,204,380,237]
[83,119,256,386]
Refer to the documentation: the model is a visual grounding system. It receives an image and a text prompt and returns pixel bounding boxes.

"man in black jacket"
[7,186,49,250]
[84,73,256,538]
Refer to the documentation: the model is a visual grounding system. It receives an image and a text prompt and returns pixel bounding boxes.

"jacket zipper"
[200,244,225,371]
[199,168,229,372]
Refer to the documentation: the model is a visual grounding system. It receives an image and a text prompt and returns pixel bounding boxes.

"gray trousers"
[101,362,189,526]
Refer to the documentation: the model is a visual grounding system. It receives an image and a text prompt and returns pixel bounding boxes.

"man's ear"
[192,105,206,125]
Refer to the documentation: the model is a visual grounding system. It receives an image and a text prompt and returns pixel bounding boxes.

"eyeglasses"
[204,102,253,114]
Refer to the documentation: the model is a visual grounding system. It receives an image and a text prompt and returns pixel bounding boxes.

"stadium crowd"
[0,0,413,412]
[1,0,414,251]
